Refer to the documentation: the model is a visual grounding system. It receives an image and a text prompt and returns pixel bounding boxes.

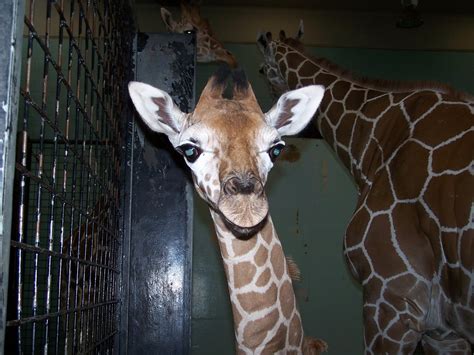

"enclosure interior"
[135,3,474,354]
[4,0,474,354]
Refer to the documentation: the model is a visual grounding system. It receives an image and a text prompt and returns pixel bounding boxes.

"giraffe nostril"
[223,177,240,195]
[223,175,261,195]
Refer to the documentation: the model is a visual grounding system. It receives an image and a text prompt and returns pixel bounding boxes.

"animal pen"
[1,0,194,353]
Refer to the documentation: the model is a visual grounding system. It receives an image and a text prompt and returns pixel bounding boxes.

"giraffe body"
[258,32,474,354]
[129,67,327,353]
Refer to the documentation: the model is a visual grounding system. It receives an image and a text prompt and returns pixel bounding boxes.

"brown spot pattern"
[270,244,285,280]
[242,308,279,348]
[390,142,429,200]
[345,207,371,247]
[364,276,383,304]
[333,80,351,100]
[262,323,287,354]
[232,238,257,257]
[279,280,295,319]
[260,221,274,245]
[236,283,278,313]
[364,215,407,278]
[287,71,299,89]
[350,119,373,164]
[233,262,257,289]
[314,72,338,87]
[401,92,440,122]
[256,268,271,287]
[299,61,319,77]
[288,313,303,346]
[413,104,472,147]
[345,89,365,111]
[255,245,269,266]
[363,95,390,119]
[335,113,356,148]
[431,130,473,174]
[326,101,344,126]
[372,106,409,159]
[366,169,394,211]
[392,204,434,278]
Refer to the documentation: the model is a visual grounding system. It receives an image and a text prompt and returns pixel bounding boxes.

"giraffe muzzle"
[220,213,269,240]
[218,174,269,238]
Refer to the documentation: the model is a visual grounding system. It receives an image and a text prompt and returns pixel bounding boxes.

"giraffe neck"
[274,42,415,191]
[210,211,305,354]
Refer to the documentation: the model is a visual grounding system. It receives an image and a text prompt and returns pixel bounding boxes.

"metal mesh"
[6,0,133,353]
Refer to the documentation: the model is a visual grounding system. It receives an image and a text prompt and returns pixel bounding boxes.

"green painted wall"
[191,44,474,354]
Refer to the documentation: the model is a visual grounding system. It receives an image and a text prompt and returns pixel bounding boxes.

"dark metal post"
[0,0,25,350]
[121,32,195,354]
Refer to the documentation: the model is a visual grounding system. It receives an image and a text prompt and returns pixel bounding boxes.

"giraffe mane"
[277,41,474,102]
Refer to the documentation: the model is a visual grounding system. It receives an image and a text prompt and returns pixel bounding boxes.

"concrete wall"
[136,4,474,50]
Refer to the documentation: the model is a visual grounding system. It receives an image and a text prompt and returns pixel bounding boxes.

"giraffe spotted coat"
[258,32,474,354]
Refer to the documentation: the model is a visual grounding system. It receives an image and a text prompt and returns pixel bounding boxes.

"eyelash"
[176,143,202,163]
[268,143,285,162]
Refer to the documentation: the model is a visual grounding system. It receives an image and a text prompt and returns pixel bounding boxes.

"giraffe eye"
[268,143,285,162]
[177,144,202,163]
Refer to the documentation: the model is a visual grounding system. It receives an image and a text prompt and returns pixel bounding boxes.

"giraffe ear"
[265,85,325,136]
[128,81,186,143]
[160,7,177,31]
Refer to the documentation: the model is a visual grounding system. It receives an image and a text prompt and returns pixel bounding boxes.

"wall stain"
[280,144,301,162]
[295,209,299,237]
[321,159,328,191]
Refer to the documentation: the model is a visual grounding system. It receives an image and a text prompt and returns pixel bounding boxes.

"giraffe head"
[257,21,305,98]
[161,2,238,68]
[129,67,324,239]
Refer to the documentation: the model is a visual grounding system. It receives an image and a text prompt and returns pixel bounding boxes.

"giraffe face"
[128,69,324,238]
[257,22,306,97]
[161,5,238,68]
[259,62,288,98]
[257,34,288,98]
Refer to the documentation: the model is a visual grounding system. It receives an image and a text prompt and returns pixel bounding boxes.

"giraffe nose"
[223,174,262,196]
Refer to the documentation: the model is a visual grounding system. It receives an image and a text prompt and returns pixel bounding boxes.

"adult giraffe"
[129,67,327,354]
[161,2,238,68]
[257,24,474,354]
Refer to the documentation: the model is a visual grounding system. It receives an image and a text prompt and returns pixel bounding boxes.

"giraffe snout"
[223,173,263,196]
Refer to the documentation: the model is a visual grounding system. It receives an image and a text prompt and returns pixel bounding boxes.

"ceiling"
[139,0,474,14]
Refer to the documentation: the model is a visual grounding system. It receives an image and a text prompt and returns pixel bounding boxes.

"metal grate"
[6,0,133,353]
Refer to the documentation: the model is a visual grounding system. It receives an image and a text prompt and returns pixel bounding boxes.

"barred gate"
[4,0,134,353]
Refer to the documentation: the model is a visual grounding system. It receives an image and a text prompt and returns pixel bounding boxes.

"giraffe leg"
[363,302,423,355]
[421,332,472,355]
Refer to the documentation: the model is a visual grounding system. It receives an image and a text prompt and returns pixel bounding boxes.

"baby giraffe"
[129,67,327,354]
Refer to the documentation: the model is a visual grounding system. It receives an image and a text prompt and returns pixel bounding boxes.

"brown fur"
[279,39,474,102]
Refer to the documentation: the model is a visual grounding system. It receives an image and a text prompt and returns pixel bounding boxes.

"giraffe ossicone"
[129,67,327,353]
[258,23,474,354]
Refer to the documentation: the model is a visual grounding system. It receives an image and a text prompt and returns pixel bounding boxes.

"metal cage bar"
[5,0,134,353]
[0,0,26,351]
